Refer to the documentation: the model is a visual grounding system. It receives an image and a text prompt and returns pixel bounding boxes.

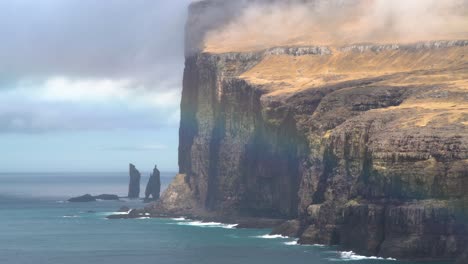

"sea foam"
[103,211,129,216]
[335,251,397,261]
[62,215,79,218]
[176,221,238,229]
[255,234,288,239]
[284,240,298,245]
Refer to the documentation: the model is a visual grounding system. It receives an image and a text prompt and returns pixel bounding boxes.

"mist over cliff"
[189,0,468,53]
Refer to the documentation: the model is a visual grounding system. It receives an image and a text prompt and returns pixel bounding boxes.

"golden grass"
[397,109,467,127]
[374,97,468,127]
[239,46,468,97]
[237,43,468,127]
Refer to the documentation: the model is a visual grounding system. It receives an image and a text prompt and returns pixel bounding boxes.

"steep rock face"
[145,165,161,200]
[165,40,468,260]
[128,164,141,198]
[157,0,468,261]
[457,247,468,264]
[379,201,466,260]
[179,51,314,217]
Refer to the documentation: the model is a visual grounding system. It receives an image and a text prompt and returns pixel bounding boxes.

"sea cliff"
[149,0,468,261]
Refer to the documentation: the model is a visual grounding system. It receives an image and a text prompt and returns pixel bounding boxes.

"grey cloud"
[0,98,178,133]
[0,0,191,85]
[0,0,190,133]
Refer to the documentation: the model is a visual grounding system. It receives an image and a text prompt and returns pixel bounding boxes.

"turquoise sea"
[0,173,448,264]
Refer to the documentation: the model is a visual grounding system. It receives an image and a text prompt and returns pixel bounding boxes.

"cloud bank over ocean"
[0,0,191,133]
[0,0,191,171]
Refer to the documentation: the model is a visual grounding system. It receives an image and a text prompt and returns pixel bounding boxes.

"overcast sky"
[0,0,192,172]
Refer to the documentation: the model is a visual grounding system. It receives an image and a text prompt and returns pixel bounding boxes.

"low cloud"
[0,0,191,134]
[0,0,191,83]
[0,87,179,133]
[18,77,181,109]
[202,0,468,52]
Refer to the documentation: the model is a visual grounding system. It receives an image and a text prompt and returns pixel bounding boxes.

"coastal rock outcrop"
[150,0,468,261]
[271,219,302,237]
[128,163,141,198]
[68,194,96,202]
[106,209,149,219]
[94,194,119,200]
[149,174,198,215]
[68,194,119,202]
[145,165,161,201]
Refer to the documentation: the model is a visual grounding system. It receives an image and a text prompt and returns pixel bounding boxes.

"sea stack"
[145,165,161,201]
[128,163,141,198]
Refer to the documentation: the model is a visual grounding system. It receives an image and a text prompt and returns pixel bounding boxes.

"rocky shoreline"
[108,201,468,262]
[106,206,285,229]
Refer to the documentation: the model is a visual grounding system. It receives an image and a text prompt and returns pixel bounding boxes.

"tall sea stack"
[128,163,141,198]
[145,165,161,200]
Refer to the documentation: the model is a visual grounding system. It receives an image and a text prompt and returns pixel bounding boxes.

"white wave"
[255,234,289,239]
[144,213,150,216]
[312,244,326,247]
[108,211,129,215]
[338,251,396,261]
[62,215,79,218]
[284,240,298,245]
[56,200,66,203]
[96,211,130,217]
[118,198,134,202]
[137,217,150,219]
[177,221,238,229]
[171,217,187,221]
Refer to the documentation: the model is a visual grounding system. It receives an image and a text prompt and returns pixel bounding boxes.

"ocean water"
[0,173,447,264]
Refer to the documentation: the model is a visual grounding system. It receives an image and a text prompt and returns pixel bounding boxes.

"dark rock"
[145,165,161,201]
[339,203,386,256]
[128,209,140,218]
[128,163,141,198]
[68,194,119,202]
[94,194,119,200]
[233,218,285,229]
[106,214,129,219]
[271,219,302,237]
[456,248,468,264]
[105,208,148,219]
[68,194,96,203]
[378,200,467,260]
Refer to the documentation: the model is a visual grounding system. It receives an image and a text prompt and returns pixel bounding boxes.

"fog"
[201,0,468,52]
